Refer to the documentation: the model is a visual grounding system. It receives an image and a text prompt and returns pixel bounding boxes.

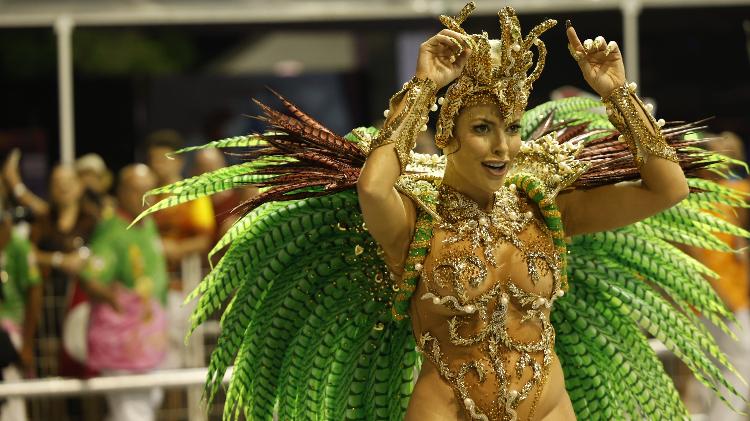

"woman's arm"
[556,24,689,236]
[3,149,49,217]
[357,29,470,265]
[558,156,688,236]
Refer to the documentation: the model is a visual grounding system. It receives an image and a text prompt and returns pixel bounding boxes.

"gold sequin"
[603,83,678,166]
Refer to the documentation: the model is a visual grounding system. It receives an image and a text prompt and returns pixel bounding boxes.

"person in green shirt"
[80,164,168,311]
[79,164,168,421]
[0,185,42,421]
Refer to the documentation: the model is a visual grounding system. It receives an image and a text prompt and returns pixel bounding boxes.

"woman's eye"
[507,123,521,134]
[473,124,490,134]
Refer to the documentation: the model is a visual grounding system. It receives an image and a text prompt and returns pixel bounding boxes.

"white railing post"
[54,15,75,165]
[182,253,207,421]
[621,0,642,89]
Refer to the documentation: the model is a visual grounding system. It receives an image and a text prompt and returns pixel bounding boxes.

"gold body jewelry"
[369,76,438,172]
[411,183,565,421]
[602,83,678,165]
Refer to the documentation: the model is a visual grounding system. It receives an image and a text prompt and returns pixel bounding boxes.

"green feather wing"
[528,96,750,418]
[560,196,748,419]
[137,91,416,419]
[198,189,417,421]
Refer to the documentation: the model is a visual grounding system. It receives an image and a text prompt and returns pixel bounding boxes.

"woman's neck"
[55,202,80,232]
[441,161,494,211]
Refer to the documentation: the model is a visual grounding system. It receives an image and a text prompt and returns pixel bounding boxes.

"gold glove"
[602,82,678,166]
[369,76,438,172]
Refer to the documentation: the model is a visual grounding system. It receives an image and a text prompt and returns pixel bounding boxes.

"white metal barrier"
[0,367,232,399]
[0,339,671,400]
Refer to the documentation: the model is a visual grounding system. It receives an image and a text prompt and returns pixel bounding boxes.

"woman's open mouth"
[482,161,508,177]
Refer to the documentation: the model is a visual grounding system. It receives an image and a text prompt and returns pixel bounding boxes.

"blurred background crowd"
[0,0,749,420]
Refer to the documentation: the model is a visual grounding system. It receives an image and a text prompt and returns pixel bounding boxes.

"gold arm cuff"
[602,83,678,166]
[369,76,438,172]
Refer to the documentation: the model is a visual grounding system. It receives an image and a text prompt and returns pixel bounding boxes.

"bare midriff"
[401,184,575,421]
[405,350,574,420]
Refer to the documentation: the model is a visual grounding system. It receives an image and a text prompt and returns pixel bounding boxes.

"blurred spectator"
[0,179,42,421]
[145,130,215,274]
[27,165,99,379]
[144,129,214,371]
[3,149,115,220]
[191,148,257,243]
[79,164,168,421]
[685,131,750,419]
[74,153,116,218]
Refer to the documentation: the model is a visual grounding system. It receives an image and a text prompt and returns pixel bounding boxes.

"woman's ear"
[443,137,460,156]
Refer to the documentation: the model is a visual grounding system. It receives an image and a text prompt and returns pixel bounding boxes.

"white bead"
[525,211,533,218]
[656,118,666,127]
[501,294,509,306]
[464,305,476,314]
[509,183,517,192]
[618,135,624,142]
[512,43,520,52]
[478,216,489,226]
[414,263,423,271]
[420,124,428,132]
[437,97,445,105]
[432,297,440,304]
[430,103,438,112]
[509,389,519,400]
[556,289,565,298]
[464,398,473,406]
[383,109,389,118]
[628,82,637,92]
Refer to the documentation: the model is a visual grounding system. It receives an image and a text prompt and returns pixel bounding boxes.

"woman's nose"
[491,133,509,158]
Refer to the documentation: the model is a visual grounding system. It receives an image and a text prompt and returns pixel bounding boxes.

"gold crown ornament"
[434,2,557,148]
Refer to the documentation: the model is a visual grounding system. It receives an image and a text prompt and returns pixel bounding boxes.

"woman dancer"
[140,3,744,420]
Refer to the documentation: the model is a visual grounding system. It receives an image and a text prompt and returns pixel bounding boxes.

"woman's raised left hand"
[566,22,626,98]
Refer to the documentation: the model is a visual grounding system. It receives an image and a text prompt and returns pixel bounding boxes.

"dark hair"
[145,129,184,152]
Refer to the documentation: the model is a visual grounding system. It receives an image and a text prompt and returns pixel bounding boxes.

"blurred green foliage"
[74,29,195,75]
[0,28,195,79]
[0,30,56,78]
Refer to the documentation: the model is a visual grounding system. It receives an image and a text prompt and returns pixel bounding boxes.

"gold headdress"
[435,2,557,148]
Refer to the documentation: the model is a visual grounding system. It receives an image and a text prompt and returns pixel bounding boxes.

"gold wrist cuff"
[370,76,438,172]
[602,83,678,165]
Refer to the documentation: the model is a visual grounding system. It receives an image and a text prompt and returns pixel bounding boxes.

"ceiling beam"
[0,0,747,28]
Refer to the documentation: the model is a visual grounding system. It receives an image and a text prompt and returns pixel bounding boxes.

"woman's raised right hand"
[415,29,472,90]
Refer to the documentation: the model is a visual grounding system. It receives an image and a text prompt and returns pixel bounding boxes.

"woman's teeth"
[483,162,506,169]
[482,162,507,177]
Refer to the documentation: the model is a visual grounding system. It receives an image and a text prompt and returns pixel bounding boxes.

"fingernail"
[565,20,572,29]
